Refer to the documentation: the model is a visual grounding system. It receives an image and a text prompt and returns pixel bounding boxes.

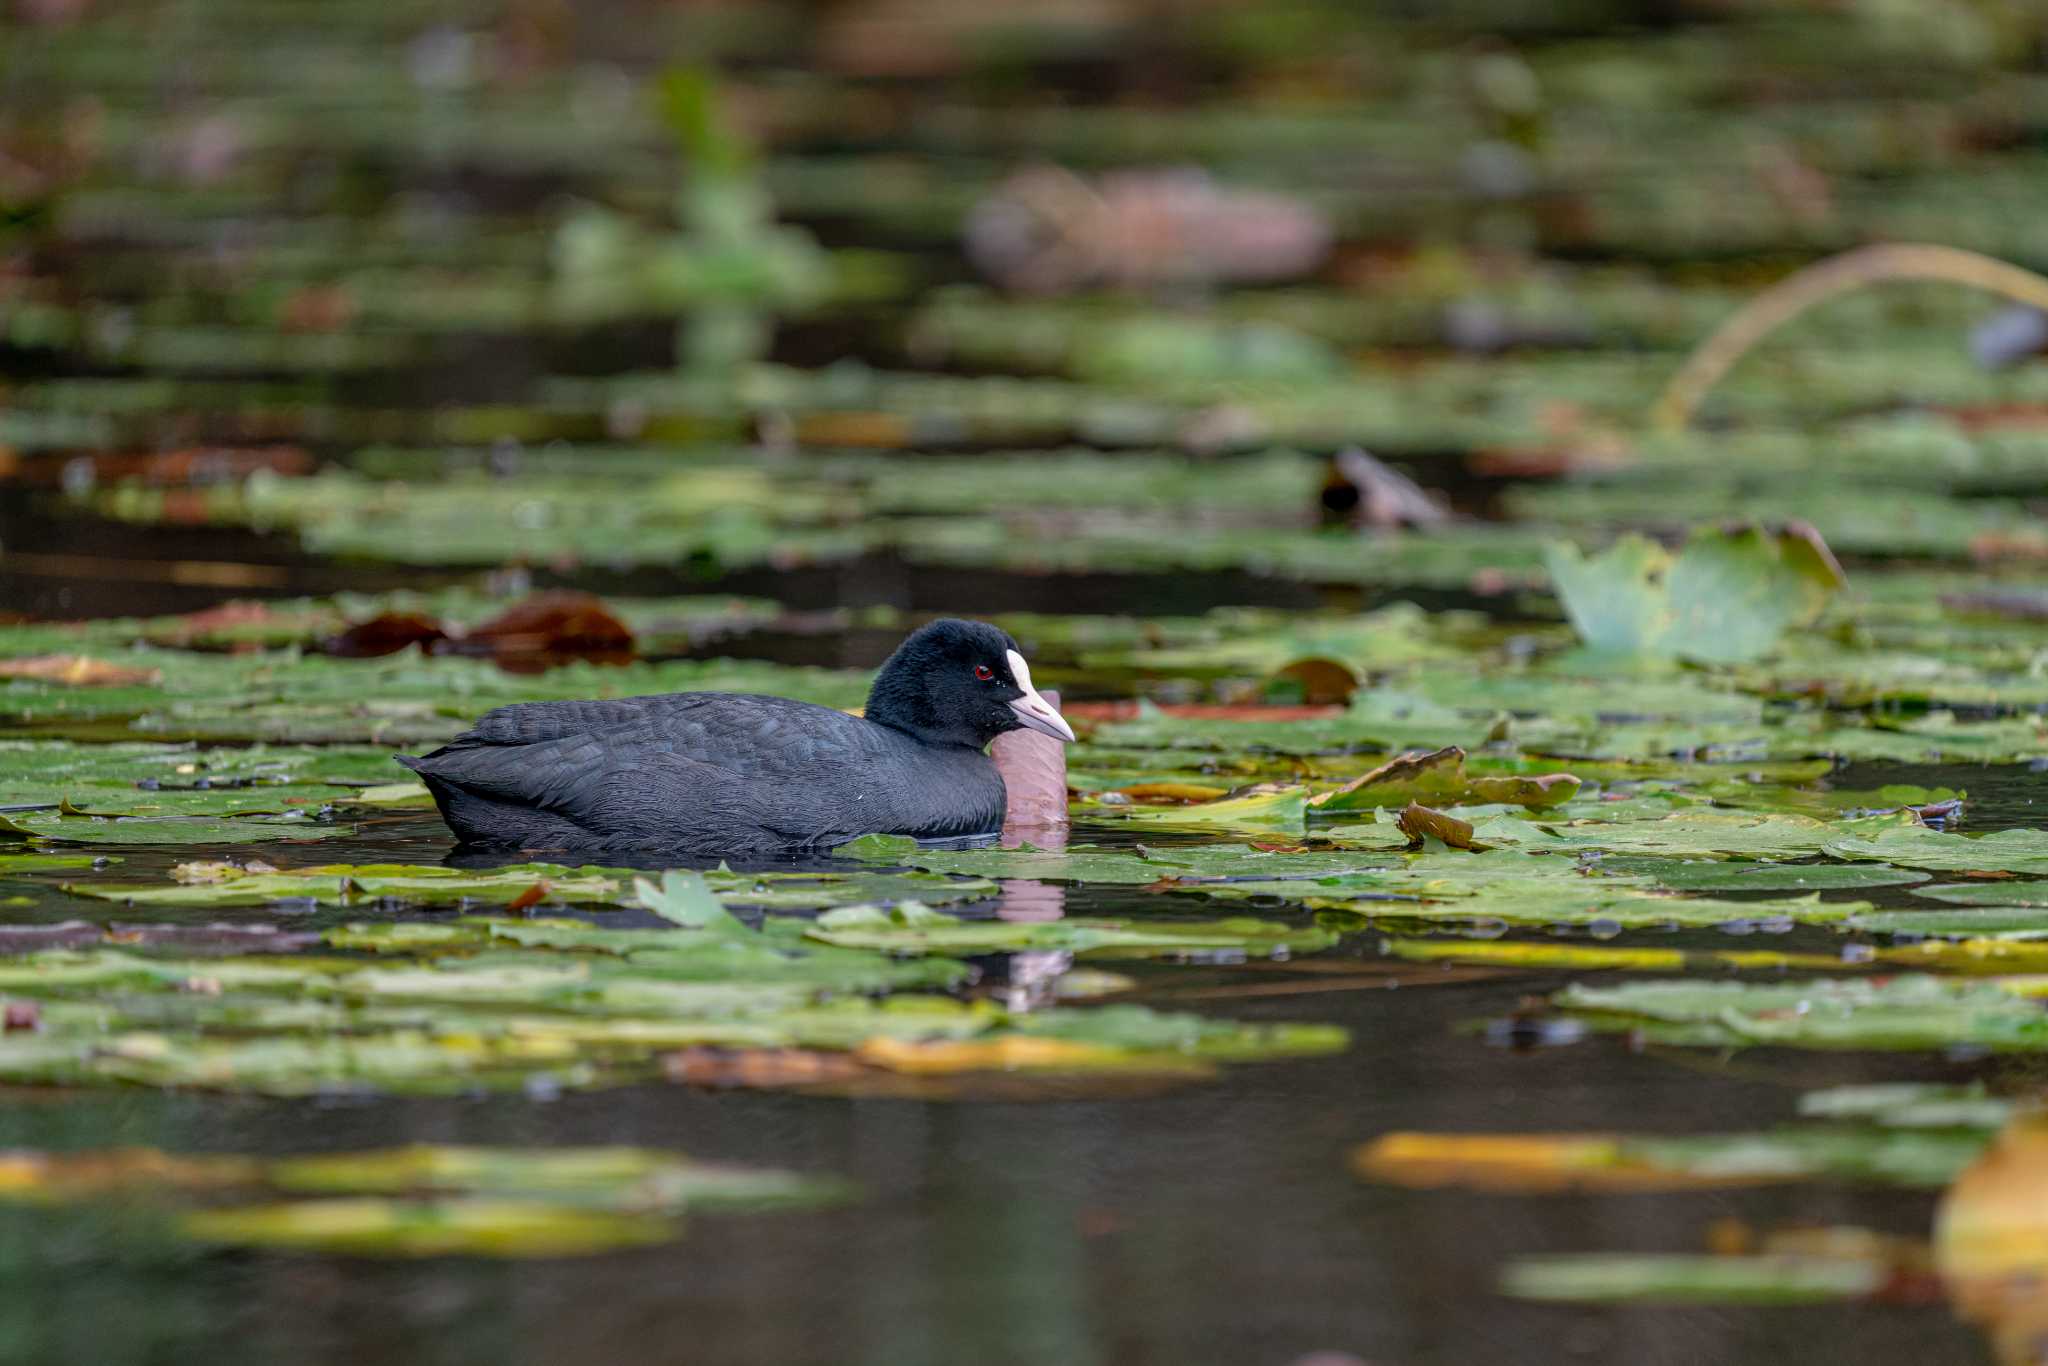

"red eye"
[974,664,994,680]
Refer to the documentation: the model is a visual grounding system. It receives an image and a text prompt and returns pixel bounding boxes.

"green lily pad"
[840,834,1404,884]
[1847,907,2048,939]
[1545,524,1845,665]
[68,861,998,913]
[1502,1254,1882,1304]
[1797,1083,2011,1129]
[1912,881,2048,907]
[1827,825,2048,874]
[1556,975,2048,1051]
[1593,856,1931,892]
[804,901,1335,960]
[0,811,355,846]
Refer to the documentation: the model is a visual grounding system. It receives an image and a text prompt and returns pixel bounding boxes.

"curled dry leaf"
[1396,801,1478,850]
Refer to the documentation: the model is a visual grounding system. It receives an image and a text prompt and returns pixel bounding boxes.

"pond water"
[16,1,2048,1361]
[0,758,2026,1366]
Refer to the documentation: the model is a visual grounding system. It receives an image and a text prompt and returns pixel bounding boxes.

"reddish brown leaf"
[505,881,548,912]
[321,612,447,658]
[149,599,277,646]
[1273,657,1359,705]
[462,591,636,662]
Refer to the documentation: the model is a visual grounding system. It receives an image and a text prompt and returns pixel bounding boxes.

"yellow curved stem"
[1651,243,2048,431]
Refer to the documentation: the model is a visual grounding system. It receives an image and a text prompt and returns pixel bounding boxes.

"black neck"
[865,666,986,750]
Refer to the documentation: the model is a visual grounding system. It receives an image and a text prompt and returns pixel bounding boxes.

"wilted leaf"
[1396,802,1478,850]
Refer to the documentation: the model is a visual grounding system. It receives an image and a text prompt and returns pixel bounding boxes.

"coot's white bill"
[1005,648,1075,743]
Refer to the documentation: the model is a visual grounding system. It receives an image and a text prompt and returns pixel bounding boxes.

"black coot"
[396,619,1075,853]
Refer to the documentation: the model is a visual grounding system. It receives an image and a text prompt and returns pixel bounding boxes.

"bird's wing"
[400,693,888,814]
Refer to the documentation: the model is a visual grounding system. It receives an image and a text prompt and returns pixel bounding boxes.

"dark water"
[0,776,2033,1366]
[0,990,1972,1366]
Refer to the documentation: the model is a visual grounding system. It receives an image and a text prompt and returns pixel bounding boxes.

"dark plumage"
[395,619,1074,853]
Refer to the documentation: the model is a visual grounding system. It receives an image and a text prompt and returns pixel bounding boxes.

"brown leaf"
[663,1047,869,1090]
[1396,801,1477,850]
[146,599,283,648]
[322,612,447,659]
[0,655,161,687]
[505,881,548,912]
[1272,657,1359,705]
[461,591,635,663]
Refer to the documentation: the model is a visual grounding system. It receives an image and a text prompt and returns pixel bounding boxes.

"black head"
[864,619,1075,750]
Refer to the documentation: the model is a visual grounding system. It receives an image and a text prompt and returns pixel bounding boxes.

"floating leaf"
[635,871,746,934]
[1556,975,2048,1051]
[1828,825,2048,874]
[1312,747,1580,813]
[181,1198,680,1258]
[0,656,162,687]
[1547,523,1845,664]
[1356,1124,1984,1194]
[1099,785,1309,831]
[1593,856,1930,892]
[806,902,1335,960]
[1914,882,2048,907]
[0,812,354,846]
[1502,1254,1883,1304]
